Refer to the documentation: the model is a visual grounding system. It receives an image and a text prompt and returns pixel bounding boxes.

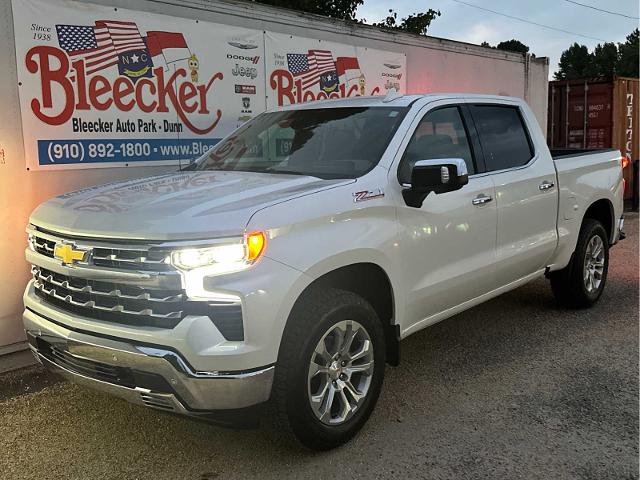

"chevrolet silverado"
[23,93,625,449]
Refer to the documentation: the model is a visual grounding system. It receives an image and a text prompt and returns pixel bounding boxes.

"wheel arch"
[282,262,400,366]
[582,198,615,244]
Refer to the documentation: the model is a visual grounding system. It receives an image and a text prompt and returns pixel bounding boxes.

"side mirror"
[403,158,469,208]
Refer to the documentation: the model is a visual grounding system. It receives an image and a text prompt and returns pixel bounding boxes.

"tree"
[591,42,618,78]
[496,39,529,54]
[480,41,491,48]
[617,29,639,78]
[371,8,441,35]
[254,0,363,20]
[253,0,441,34]
[555,43,593,80]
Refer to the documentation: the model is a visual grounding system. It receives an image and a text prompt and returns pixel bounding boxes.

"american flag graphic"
[286,50,336,90]
[56,21,147,76]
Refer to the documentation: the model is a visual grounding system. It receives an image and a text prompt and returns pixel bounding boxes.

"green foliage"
[371,8,441,35]
[591,42,618,78]
[253,0,364,20]
[555,43,594,80]
[496,39,529,54]
[555,30,639,80]
[480,39,532,55]
[617,29,639,78]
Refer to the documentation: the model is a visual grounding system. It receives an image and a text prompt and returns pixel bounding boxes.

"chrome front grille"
[92,247,173,271]
[32,235,56,257]
[28,227,173,271]
[27,226,245,339]
[32,266,186,328]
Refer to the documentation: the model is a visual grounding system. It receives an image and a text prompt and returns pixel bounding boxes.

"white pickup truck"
[23,93,625,450]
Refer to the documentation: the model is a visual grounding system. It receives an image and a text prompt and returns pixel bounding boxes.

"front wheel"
[549,218,610,308]
[273,288,386,450]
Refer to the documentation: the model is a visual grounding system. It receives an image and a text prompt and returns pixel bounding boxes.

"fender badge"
[353,189,385,202]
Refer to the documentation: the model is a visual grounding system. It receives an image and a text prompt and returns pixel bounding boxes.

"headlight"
[171,231,266,298]
[171,243,246,271]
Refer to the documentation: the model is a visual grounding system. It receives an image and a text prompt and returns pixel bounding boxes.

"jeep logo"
[232,64,258,79]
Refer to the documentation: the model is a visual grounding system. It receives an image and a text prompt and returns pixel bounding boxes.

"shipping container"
[548,77,639,201]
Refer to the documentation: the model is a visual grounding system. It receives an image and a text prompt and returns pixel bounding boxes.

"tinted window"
[398,107,475,184]
[470,105,533,171]
[191,107,408,179]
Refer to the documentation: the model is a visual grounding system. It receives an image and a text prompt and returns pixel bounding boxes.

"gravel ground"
[1,214,638,480]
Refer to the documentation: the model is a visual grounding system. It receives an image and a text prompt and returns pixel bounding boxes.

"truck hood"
[30,171,352,240]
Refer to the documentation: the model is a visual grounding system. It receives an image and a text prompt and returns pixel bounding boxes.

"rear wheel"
[549,219,609,308]
[273,288,385,450]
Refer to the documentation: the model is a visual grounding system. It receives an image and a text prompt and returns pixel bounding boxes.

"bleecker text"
[25,46,224,135]
[270,69,380,106]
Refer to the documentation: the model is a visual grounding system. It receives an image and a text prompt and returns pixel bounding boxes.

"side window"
[398,106,475,184]
[470,105,534,172]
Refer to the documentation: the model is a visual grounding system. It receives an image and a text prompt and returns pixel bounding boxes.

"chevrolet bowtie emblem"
[53,243,87,264]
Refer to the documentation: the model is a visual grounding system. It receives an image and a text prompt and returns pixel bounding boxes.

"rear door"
[468,102,558,286]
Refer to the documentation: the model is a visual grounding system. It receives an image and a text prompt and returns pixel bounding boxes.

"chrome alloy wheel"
[583,235,605,293]
[307,320,374,425]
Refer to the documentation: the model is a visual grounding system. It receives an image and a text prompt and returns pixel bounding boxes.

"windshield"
[189,107,408,179]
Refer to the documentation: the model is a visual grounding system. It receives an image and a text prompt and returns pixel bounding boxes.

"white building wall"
[0,0,548,351]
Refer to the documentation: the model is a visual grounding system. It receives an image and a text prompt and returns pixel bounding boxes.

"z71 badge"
[353,189,385,202]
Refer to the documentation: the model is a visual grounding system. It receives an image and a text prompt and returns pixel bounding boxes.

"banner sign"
[12,0,265,170]
[12,0,406,170]
[265,32,406,108]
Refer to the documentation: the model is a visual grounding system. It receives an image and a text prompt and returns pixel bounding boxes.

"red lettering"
[154,66,221,134]
[25,47,224,134]
[135,78,157,113]
[269,69,295,106]
[179,83,197,113]
[88,75,112,110]
[113,77,134,111]
[295,78,303,103]
[154,66,171,113]
[346,84,359,97]
[26,46,74,125]
[196,73,221,114]
[72,59,89,110]
[270,68,371,106]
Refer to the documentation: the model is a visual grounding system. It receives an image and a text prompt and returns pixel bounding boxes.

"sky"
[356,0,639,78]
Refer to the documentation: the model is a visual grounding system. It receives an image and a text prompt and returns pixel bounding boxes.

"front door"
[394,104,498,334]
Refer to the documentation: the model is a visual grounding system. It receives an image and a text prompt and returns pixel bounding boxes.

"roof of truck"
[273,93,524,110]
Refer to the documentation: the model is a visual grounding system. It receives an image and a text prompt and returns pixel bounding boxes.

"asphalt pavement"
[1,214,638,480]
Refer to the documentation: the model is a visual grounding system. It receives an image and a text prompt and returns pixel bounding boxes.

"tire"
[549,218,609,308]
[273,288,386,450]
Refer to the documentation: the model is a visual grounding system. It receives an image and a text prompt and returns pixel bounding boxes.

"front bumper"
[24,306,274,414]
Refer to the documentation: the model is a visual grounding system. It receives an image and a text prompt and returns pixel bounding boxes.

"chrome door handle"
[472,194,493,205]
[539,180,555,191]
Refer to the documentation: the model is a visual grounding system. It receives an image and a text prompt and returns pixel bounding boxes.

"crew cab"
[23,93,625,450]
